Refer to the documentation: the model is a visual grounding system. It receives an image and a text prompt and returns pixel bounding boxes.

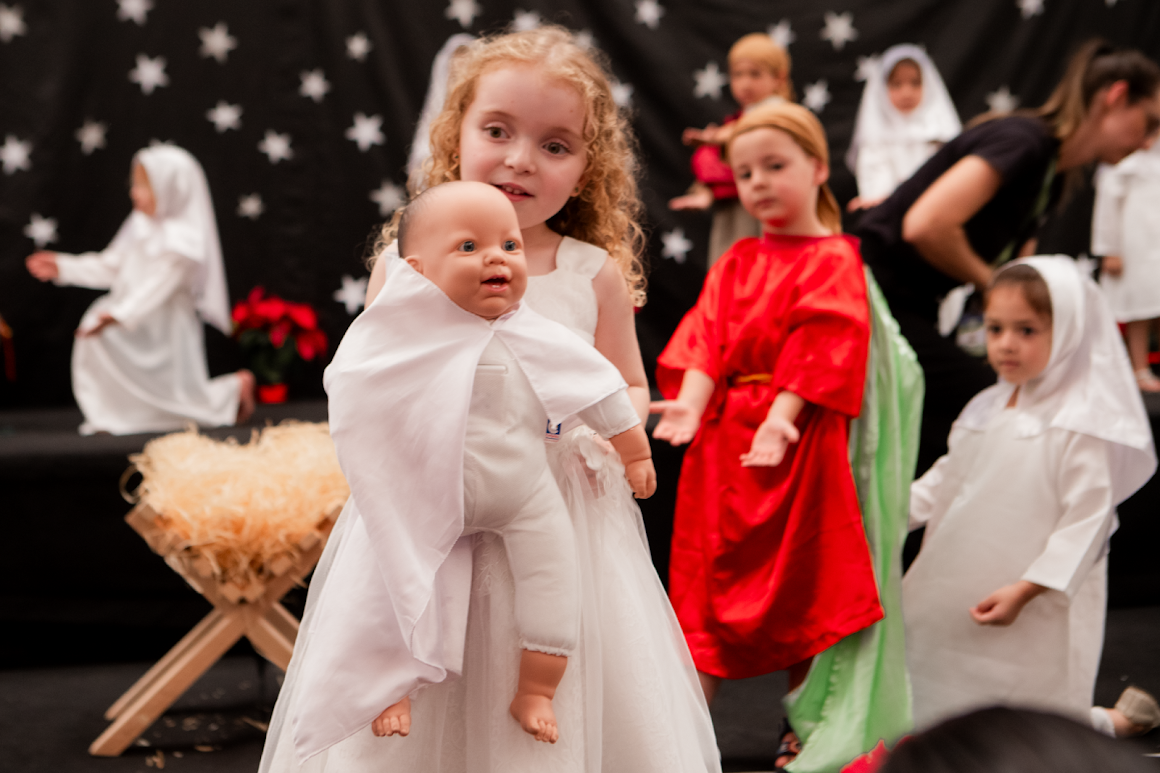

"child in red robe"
[652,102,884,766]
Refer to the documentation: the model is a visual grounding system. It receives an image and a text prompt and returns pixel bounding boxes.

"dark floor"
[2,606,1158,773]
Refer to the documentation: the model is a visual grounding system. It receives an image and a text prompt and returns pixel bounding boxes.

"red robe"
[657,233,883,679]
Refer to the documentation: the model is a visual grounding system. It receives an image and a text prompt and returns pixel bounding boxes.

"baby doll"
[289,181,656,762]
[25,145,253,433]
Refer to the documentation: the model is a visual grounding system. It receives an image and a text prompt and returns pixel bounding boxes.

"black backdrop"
[2,0,1159,407]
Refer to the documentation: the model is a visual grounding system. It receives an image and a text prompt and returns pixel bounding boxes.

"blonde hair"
[379,25,647,306]
[726,102,842,233]
[728,33,795,101]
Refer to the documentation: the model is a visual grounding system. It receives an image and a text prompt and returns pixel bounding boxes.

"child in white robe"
[902,257,1156,730]
[25,145,253,434]
[1091,140,1160,391]
[846,44,960,210]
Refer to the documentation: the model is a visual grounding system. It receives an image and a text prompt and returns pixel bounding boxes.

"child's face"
[985,285,1053,386]
[458,65,588,232]
[404,183,528,320]
[130,163,157,216]
[886,60,923,114]
[731,126,827,233]
[730,59,782,108]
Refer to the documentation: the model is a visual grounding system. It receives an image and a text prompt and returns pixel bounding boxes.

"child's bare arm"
[969,580,1047,626]
[650,369,715,446]
[740,390,804,467]
[591,257,650,421]
[607,424,656,499]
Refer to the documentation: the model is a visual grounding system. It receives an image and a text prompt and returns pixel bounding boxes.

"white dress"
[259,237,721,773]
[1092,143,1160,322]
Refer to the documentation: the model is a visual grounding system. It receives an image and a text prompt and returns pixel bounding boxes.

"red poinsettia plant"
[232,287,328,398]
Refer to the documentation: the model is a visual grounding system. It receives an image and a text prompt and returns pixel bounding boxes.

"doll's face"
[130,163,157,216]
[887,60,923,114]
[403,182,528,320]
[985,284,1053,386]
[730,58,783,108]
[731,126,827,234]
[457,64,589,232]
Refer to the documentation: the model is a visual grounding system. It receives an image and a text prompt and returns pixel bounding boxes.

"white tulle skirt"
[259,429,721,773]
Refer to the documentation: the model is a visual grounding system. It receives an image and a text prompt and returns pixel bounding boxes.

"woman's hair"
[378,25,647,306]
[728,33,795,101]
[987,263,1053,320]
[725,102,842,233]
[879,707,1155,773]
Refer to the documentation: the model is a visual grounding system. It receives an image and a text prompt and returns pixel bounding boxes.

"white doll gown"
[259,237,721,773]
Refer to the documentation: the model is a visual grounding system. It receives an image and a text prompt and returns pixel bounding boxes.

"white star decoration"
[345,113,385,152]
[258,131,293,164]
[237,193,264,219]
[206,101,242,133]
[370,180,405,217]
[116,0,152,26]
[634,0,665,30]
[1,134,31,174]
[693,61,727,100]
[24,213,58,247]
[334,275,368,315]
[0,4,27,43]
[820,11,858,51]
[346,32,372,61]
[661,228,693,264]
[768,20,795,49]
[803,80,832,113]
[855,54,881,82]
[986,85,1019,113]
[1017,0,1045,18]
[299,69,330,102]
[611,78,634,109]
[445,0,481,28]
[512,10,541,31]
[76,120,108,155]
[198,22,237,64]
[573,29,595,50]
[1106,0,1119,5]
[129,54,168,95]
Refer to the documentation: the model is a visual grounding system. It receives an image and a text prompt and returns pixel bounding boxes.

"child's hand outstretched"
[682,124,720,146]
[649,400,702,446]
[969,580,1046,626]
[26,251,59,281]
[740,416,800,467]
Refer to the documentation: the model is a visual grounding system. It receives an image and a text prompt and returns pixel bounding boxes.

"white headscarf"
[956,256,1156,504]
[134,145,232,334]
[406,33,476,193]
[845,44,961,173]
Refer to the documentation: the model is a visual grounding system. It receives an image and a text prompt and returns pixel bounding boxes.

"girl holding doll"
[653,102,919,771]
[259,26,720,773]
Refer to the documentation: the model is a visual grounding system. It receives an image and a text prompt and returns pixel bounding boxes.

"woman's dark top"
[856,115,1061,319]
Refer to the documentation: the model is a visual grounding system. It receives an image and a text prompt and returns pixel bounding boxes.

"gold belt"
[728,373,772,387]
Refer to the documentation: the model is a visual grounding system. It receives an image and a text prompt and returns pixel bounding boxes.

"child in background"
[260,26,720,773]
[669,32,794,267]
[1091,139,1160,391]
[846,44,960,211]
[903,258,1156,730]
[25,145,254,434]
[653,102,918,771]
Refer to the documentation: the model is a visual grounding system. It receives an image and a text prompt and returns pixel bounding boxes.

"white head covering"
[845,44,961,173]
[406,33,476,193]
[956,256,1156,504]
[133,145,232,334]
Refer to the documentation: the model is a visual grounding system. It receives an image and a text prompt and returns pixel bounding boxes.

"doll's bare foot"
[371,696,411,737]
[236,369,256,424]
[510,692,559,743]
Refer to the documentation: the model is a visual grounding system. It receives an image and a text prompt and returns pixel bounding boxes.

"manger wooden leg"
[245,611,297,671]
[263,602,300,645]
[89,608,248,757]
[104,608,225,721]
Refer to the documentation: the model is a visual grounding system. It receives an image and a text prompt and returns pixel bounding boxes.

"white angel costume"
[846,45,961,202]
[260,238,720,773]
[1092,141,1160,322]
[902,256,1156,730]
[53,145,238,435]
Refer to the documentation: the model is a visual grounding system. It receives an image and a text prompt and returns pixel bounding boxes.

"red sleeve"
[691,144,739,199]
[771,239,869,417]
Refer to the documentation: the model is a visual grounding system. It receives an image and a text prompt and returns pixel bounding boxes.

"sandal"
[1116,685,1160,734]
[774,717,802,770]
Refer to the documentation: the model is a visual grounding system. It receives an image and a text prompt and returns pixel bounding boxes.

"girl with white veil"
[25,144,254,434]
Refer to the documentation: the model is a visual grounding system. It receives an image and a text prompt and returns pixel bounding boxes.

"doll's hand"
[668,187,714,211]
[77,313,117,338]
[26,251,59,281]
[372,696,411,737]
[970,581,1046,626]
[739,415,800,467]
[649,400,702,446]
[1103,255,1124,277]
[624,458,657,499]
